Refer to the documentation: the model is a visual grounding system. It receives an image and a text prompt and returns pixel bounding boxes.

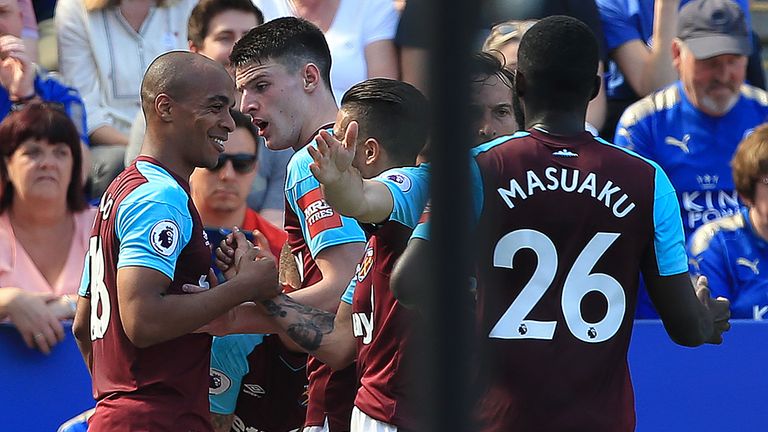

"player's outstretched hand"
[694,276,731,344]
[308,121,359,186]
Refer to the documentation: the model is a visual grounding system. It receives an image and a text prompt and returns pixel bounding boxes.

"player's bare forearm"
[261,294,355,369]
[210,413,235,432]
[645,272,730,346]
[323,175,395,225]
[72,296,93,373]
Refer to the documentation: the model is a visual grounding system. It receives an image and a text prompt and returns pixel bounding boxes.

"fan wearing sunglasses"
[190,109,287,264]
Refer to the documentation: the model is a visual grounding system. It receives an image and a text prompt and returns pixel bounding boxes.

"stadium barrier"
[1,320,765,431]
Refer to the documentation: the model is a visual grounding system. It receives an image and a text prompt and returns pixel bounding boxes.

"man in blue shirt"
[688,124,768,320]
[613,0,768,317]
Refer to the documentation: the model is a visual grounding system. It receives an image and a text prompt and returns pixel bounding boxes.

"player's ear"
[155,94,173,122]
[303,63,322,93]
[363,138,380,166]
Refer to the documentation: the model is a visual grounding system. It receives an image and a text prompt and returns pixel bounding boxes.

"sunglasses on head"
[209,153,257,173]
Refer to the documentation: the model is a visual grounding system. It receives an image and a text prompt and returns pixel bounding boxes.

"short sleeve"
[362,0,399,45]
[409,202,430,241]
[595,0,643,52]
[115,199,193,279]
[340,276,356,305]
[209,334,265,414]
[286,176,366,259]
[375,165,430,228]
[648,166,688,276]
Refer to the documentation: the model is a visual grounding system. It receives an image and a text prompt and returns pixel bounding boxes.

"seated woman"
[688,124,768,319]
[0,103,95,354]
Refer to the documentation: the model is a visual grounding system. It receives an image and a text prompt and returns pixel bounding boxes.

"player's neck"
[525,112,586,136]
[294,96,338,151]
[141,132,196,181]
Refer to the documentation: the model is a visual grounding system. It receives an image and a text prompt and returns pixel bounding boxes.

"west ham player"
[392,16,730,431]
[227,17,366,432]
[71,52,280,431]
[688,124,768,319]
[222,78,429,432]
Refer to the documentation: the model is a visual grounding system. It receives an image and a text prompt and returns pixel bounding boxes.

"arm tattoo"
[262,295,335,352]
[210,413,235,432]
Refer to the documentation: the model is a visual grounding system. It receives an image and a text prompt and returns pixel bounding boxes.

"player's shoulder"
[285,144,316,191]
[471,131,531,158]
[594,136,666,174]
[617,83,681,129]
[376,164,429,191]
[688,212,747,256]
[119,160,190,212]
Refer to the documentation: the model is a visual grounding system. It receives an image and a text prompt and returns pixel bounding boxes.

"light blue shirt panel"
[78,253,90,297]
[597,137,688,276]
[341,276,356,305]
[209,334,265,414]
[285,143,366,259]
[115,161,194,279]
[376,164,430,229]
[410,132,530,241]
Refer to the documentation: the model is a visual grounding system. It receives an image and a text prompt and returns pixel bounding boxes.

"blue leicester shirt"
[596,0,751,101]
[341,164,430,304]
[614,82,768,240]
[688,208,768,320]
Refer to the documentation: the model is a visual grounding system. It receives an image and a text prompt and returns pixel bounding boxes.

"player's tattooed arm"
[210,413,235,432]
[261,293,335,352]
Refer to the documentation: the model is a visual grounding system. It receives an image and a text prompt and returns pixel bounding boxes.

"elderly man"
[614,0,768,317]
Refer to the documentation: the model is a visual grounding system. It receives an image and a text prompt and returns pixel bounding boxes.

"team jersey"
[78,156,214,431]
[339,165,430,430]
[209,334,308,432]
[688,207,768,320]
[283,129,366,431]
[596,0,751,101]
[614,82,768,239]
[413,129,688,431]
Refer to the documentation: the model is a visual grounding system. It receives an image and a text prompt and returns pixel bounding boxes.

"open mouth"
[254,120,269,136]
[211,136,226,152]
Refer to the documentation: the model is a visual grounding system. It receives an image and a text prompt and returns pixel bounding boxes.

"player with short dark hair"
[71,51,280,432]
[392,15,730,431]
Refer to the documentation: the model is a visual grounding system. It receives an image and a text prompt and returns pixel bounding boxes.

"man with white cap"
[614,0,768,318]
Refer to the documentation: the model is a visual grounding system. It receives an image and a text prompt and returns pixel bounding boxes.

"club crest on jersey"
[386,172,412,192]
[209,368,232,395]
[356,244,375,282]
[149,220,179,256]
[297,187,342,238]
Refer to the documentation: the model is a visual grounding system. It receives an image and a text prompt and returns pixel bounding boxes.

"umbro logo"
[552,149,578,157]
[664,134,691,153]
[737,257,760,275]
[243,384,266,398]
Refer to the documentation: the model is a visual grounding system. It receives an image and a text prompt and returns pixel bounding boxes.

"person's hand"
[308,121,359,186]
[694,276,731,344]
[2,288,65,354]
[232,241,281,302]
[45,295,77,320]
[0,35,35,101]
[214,227,252,281]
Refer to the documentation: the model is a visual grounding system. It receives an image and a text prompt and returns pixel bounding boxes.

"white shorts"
[302,416,330,432]
[350,406,398,432]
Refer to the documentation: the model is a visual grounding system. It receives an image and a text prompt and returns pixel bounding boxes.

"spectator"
[17,0,37,62]
[0,103,95,355]
[394,0,427,95]
[596,0,763,139]
[688,124,768,319]
[55,0,197,198]
[0,0,88,145]
[480,0,608,133]
[614,0,768,317]
[253,0,400,101]
[469,51,520,144]
[190,110,306,432]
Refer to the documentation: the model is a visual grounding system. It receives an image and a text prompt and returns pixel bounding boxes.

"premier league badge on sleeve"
[386,173,412,192]
[209,368,232,395]
[149,220,180,256]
